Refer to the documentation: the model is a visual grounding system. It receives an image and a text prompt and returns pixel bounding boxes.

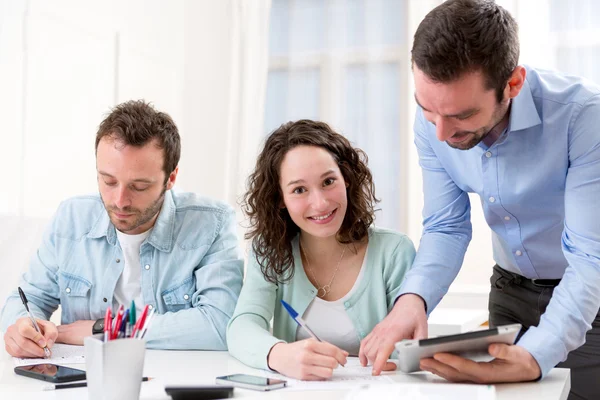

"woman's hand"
[267,339,349,380]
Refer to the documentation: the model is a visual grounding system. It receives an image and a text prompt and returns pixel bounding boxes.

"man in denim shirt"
[1,100,243,357]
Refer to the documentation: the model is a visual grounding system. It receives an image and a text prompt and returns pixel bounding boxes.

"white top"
[296,250,368,355]
[113,229,151,312]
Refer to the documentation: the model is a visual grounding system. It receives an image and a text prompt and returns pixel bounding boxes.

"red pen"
[132,305,149,338]
[112,305,124,340]
[103,307,112,342]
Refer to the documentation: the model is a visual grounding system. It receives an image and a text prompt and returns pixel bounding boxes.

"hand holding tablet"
[395,324,522,373]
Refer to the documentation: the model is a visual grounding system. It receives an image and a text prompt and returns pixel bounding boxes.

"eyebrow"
[98,171,154,184]
[414,94,479,119]
[286,169,336,187]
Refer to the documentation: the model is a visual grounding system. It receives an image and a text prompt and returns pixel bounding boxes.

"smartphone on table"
[215,373,286,391]
[14,364,86,383]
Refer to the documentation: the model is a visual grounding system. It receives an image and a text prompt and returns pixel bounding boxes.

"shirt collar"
[87,190,176,252]
[508,76,542,132]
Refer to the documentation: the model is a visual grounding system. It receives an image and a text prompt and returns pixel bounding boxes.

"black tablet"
[395,323,522,373]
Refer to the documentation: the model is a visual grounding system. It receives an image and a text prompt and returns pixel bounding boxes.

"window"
[548,0,600,83]
[264,0,410,230]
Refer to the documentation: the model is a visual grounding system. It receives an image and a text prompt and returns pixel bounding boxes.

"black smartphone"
[215,374,286,391]
[14,364,86,383]
[165,385,234,400]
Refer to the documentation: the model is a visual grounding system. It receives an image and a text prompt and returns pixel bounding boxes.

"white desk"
[0,344,570,400]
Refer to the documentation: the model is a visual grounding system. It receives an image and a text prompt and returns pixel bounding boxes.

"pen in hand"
[281,300,346,368]
[17,287,51,358]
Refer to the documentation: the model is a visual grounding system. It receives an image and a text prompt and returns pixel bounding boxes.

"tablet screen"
[419,327,500,346]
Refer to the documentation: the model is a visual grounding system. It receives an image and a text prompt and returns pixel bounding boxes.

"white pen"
[18,287,51,358]
[138,308,156,339]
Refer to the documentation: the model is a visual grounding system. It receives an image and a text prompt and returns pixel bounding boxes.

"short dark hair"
[242,120,379,284]
[412,0,519,102]
[95,100,181,178]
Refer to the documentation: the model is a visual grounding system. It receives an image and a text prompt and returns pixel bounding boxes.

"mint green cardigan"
[227,227,416,370]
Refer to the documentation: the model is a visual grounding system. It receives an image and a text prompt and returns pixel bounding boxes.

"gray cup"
[84,335,146,400]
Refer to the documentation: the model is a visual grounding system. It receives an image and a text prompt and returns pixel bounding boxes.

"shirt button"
[344,301,350,307]
[515,250,522,256]
[485,151,492,158]
[116,259,120,263]
[504,216,511,221]
[183,294,190,301]
[65,288,71,294]
[148,305,153,310]
[489,196,496,203]
[103,297,108,303]
[144,264,150,270]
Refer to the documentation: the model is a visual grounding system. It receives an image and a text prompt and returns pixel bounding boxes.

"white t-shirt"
[295,250,368,356]
[113,229,151,312]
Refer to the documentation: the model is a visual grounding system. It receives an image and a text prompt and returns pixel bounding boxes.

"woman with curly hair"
[227,119,415,380]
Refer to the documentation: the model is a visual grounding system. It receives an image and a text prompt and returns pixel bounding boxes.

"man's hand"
[267,339,349,380]
[420,343,541,383]
[4,317,57,358]
[359,293,428,375]
[57,320,95,345]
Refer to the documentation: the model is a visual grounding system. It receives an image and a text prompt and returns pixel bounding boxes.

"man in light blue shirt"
[1,100,243,356]
[360,1,600,398]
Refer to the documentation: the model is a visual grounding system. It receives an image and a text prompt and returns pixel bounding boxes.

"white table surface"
[0,341,570,400]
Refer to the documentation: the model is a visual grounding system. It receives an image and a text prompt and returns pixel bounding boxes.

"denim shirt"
[0,190,244,350]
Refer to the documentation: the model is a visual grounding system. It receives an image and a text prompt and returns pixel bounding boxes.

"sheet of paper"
[261,357,394,391]
[345,382,497,400]
[13,343,85,366]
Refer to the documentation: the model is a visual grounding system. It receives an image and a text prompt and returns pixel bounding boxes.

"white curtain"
[224,1,271,207]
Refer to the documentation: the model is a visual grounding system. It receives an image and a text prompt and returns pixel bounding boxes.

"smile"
[308,209,337,221]
[448,132,472,143]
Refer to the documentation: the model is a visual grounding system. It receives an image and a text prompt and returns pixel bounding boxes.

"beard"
[102,186,167,234]
[446,101,509,151]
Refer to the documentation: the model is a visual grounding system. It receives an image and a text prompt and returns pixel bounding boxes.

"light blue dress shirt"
[398,66,600,377]
[0,190,244,350]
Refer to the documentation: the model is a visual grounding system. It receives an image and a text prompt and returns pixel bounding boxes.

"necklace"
[300,240,346,299]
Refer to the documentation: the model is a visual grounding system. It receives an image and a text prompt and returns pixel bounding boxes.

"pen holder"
[84,334,146,400]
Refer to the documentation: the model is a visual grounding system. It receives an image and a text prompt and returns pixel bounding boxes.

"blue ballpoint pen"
[280,299,322,341]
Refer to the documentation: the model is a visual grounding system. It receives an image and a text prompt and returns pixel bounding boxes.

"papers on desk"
[261,357,394,391]
[13,343,85,366]
[345,383,496,400]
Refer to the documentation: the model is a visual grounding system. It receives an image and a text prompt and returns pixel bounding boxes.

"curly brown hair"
[242,119,379,284]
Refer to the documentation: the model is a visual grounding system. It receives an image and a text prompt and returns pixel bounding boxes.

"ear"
[505,66,526,100]
[165,166,179,190]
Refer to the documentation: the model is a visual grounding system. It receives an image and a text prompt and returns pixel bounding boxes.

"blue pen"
[119,309,129,338]
[280,300,322,341]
